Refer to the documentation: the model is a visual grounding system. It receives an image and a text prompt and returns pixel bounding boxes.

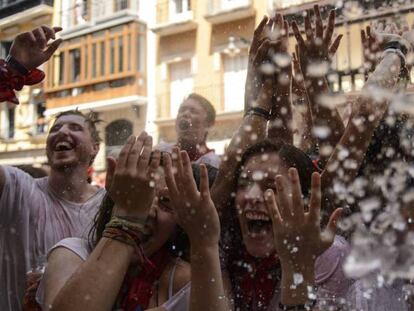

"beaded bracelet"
[102,216,149,264]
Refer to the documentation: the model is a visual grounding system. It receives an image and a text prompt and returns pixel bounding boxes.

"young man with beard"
[157,93,221,169]
[0,26,106,310]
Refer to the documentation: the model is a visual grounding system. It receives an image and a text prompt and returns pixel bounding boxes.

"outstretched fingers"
[292,21,306,50]
[324,9,336,45]
[117,135,135,170]
[328,34,343,56]
[199,164,211,202]
[308,172,322,225]
[289,168,305,222]
[314,5,324,39]
[321,208,343,250]
[163,153,179,199]
[265,189,283,228]
[180,150,198,195]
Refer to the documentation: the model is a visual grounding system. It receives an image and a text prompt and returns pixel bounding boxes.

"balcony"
[0,0,53,30]
[205,0,255,25]
[151,0,197,36]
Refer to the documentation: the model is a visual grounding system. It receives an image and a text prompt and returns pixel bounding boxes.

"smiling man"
[0,110,106,310]
[157,93,221,169]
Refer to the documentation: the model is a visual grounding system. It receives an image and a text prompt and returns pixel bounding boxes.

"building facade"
[0,0,414,171]
[43,0,150,177]
[151,0,414,154]
[0,0,54,166]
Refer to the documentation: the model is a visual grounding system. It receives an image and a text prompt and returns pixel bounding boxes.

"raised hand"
[106,132,161,219]
[164,149,220,248]
[9,25,63,70]
[292,5,342,77]
[245,14,289,109]
[264,168,342,270]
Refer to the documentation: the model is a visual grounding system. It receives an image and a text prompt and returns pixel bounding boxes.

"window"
[221,0,249,10]
[169,60,193,117]
[0,41,11,58]
[114,0,129,11]
[62,0,88,29]
[69,49,81,82]
[92,43,97,78]
[7,107,14,139]
[73,0,88,26]
[137,34,145,72]
[58,52,65,85]
[169,0,191,21]
[223,53,247,112]
[34,102,46,135]
[118,37,123,72]
[100,41,105,76]
[110,39,115,74]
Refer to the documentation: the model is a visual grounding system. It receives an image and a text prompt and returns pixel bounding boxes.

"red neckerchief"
[121,248,172,311]
[181,142,213,162]
[0,60,44,105]
[237,250,280,310]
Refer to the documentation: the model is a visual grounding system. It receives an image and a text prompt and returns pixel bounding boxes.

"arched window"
[105,119,133,156]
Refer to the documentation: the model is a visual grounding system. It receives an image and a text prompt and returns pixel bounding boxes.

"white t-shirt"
[36,237,190,311]
[0,166,106,311]
[155,141,221,169]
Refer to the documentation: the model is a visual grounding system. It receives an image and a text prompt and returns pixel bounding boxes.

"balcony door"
[223,53,247,112]
[169,0,191,21]
[169,60,193,117]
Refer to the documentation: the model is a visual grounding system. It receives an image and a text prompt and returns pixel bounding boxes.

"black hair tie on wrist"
[5,55,29,76]
[384,41,408,56]
[244,107,271,120]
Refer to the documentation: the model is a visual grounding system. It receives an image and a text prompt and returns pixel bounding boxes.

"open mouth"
[54,141,75,152]
[179,119,192,130]
[245,211,272,236]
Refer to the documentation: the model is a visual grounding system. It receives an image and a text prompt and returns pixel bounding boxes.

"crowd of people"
[1,3,414,310]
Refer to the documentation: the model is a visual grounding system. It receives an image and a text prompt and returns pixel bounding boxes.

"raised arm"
[292,5,344,167]
[165,150,229,311]
[321,24,414,216]
[292,50,316,153]
[212,77,272,211]
[43,133,161,311]
[0,25,62,198]
[267,14,293,144]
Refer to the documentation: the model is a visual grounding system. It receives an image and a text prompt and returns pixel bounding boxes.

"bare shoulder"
[173,259,191,291]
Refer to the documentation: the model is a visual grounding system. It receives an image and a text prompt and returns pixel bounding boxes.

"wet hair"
[89,163,218,260]
[53,109,103,144]
[185,93,216,127]
[220,140,316,308]
[236,139,316,197]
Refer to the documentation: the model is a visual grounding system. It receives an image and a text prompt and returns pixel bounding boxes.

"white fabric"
[36,237,191,310]
[0,166,105,311]
[156,141,221,169]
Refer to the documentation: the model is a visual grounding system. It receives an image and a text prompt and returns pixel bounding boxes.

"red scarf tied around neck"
[236,251,281,311]
[120,248,172,311]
